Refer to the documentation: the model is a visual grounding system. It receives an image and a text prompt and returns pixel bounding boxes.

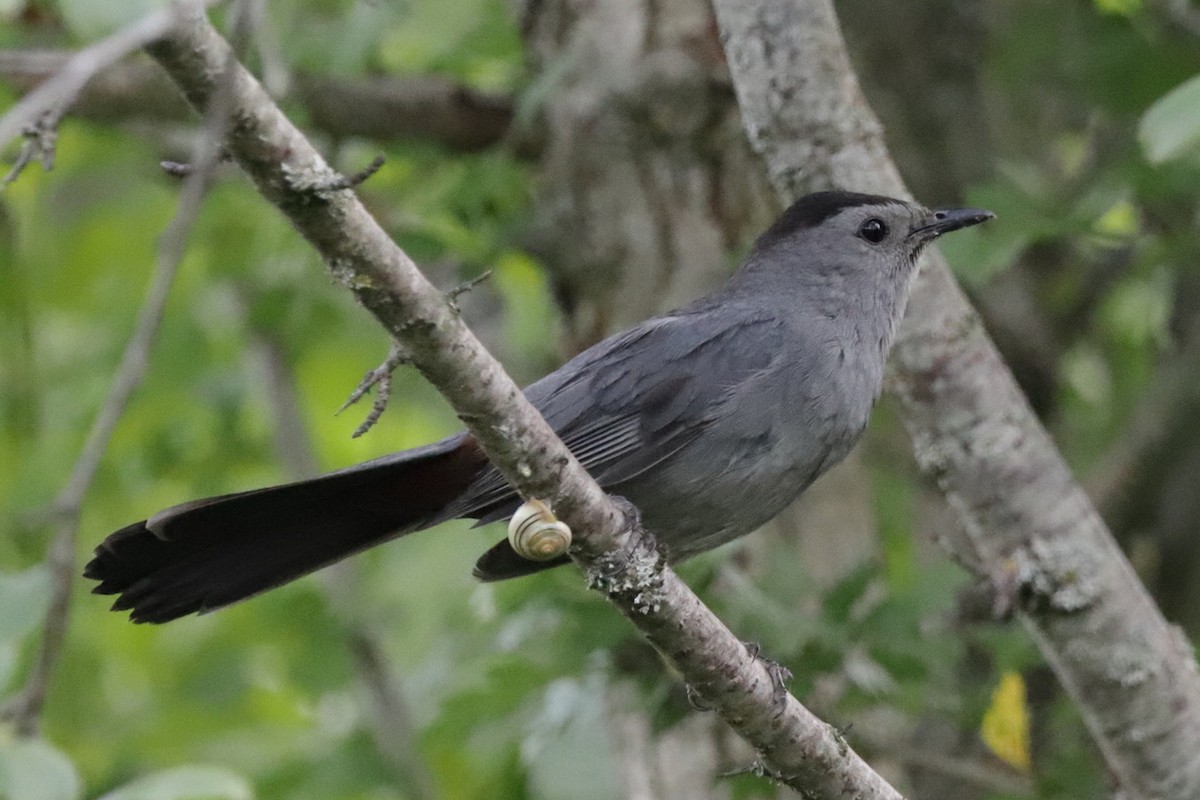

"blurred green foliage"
[3,0,1200,798]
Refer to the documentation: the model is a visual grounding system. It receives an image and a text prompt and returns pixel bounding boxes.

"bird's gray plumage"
[86,191,994,621]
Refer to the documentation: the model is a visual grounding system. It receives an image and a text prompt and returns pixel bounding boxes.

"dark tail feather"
[85,434,487,623]
[472,538,569,581]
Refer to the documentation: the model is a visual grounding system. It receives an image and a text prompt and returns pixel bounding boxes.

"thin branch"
[1085,314,1200,517]
[315,154,386,192]
[0,36,229,736]
[250,326,436,800]
[242,0,289,97]
[446,269,493,307]
[140,9,903,798]
[1,116,55,189]
[336,340,411,438]
[343,630,437,800]
[0,49,520,154]
[160,149,230,176]
[711,1,1200,797]
[0,1,219,185]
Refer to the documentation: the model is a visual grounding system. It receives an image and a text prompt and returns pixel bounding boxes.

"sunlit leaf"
[0,739,81,800]
[0,566,51,644]
[1139,73,1200,163]
[96,765,253,800]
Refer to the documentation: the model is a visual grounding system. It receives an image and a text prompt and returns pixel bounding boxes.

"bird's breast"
[626,351,875,558]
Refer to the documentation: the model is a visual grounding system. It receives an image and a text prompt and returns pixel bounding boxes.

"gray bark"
[517,0,776,352]
[712,1,1200,797]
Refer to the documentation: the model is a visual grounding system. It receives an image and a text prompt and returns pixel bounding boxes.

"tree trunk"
[712,1,1200,797]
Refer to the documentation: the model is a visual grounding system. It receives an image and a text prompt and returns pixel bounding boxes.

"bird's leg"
[337,339,410,437]
[682,632,793,717]
[743,640,793,713]
[719,760,786,785]
[684,683,713,712]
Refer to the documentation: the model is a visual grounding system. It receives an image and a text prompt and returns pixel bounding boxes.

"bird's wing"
[445,306,784,523]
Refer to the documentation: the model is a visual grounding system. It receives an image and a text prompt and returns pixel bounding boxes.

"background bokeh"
[3,1,1200,798]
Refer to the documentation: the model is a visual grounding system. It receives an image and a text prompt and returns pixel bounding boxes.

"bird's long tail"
[85,434,488,624]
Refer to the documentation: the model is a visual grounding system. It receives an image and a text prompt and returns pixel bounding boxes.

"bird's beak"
[910,207,996,240]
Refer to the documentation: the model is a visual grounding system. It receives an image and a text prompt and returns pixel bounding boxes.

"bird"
[85,191,994,624]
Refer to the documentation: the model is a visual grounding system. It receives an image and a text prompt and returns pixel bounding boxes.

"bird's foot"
[720,759,785,784]
[744,640,792,714]
[684,683,713,712]
[337,340,410,437]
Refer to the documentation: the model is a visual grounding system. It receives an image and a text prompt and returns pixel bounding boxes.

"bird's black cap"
[757,191,903,247]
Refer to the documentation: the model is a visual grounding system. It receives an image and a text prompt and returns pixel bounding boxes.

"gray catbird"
[86,191,993,623]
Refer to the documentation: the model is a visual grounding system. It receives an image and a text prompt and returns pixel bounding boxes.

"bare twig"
[314,154,386,192]
[0,0,247,736]
[242,0,289,97]
[142,10,904,797]
[0,49,520,154]
[1,116,56,189]
[344,631,437,800]
[0,1,219,186]
[160,148,230,177]
[250,327,435,800]
[0,35,230,736]
[338,267,490,438]
[336,340,411,438]
[712,1,1200,797]
[446,269,493,308]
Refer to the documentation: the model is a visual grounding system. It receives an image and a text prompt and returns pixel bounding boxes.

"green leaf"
[96,766,253,800]
[821,562,877,625]
[1139,73,1200,163]
[0,739,80,800]
[0,566,51,644]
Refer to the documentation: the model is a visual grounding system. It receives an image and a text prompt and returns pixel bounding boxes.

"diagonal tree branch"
[136,8,904,798]
[711,1,1200,798]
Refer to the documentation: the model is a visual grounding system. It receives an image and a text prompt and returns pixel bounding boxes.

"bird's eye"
[859,218,888,244]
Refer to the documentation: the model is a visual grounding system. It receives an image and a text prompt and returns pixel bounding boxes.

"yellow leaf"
[981,671,1031,772]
